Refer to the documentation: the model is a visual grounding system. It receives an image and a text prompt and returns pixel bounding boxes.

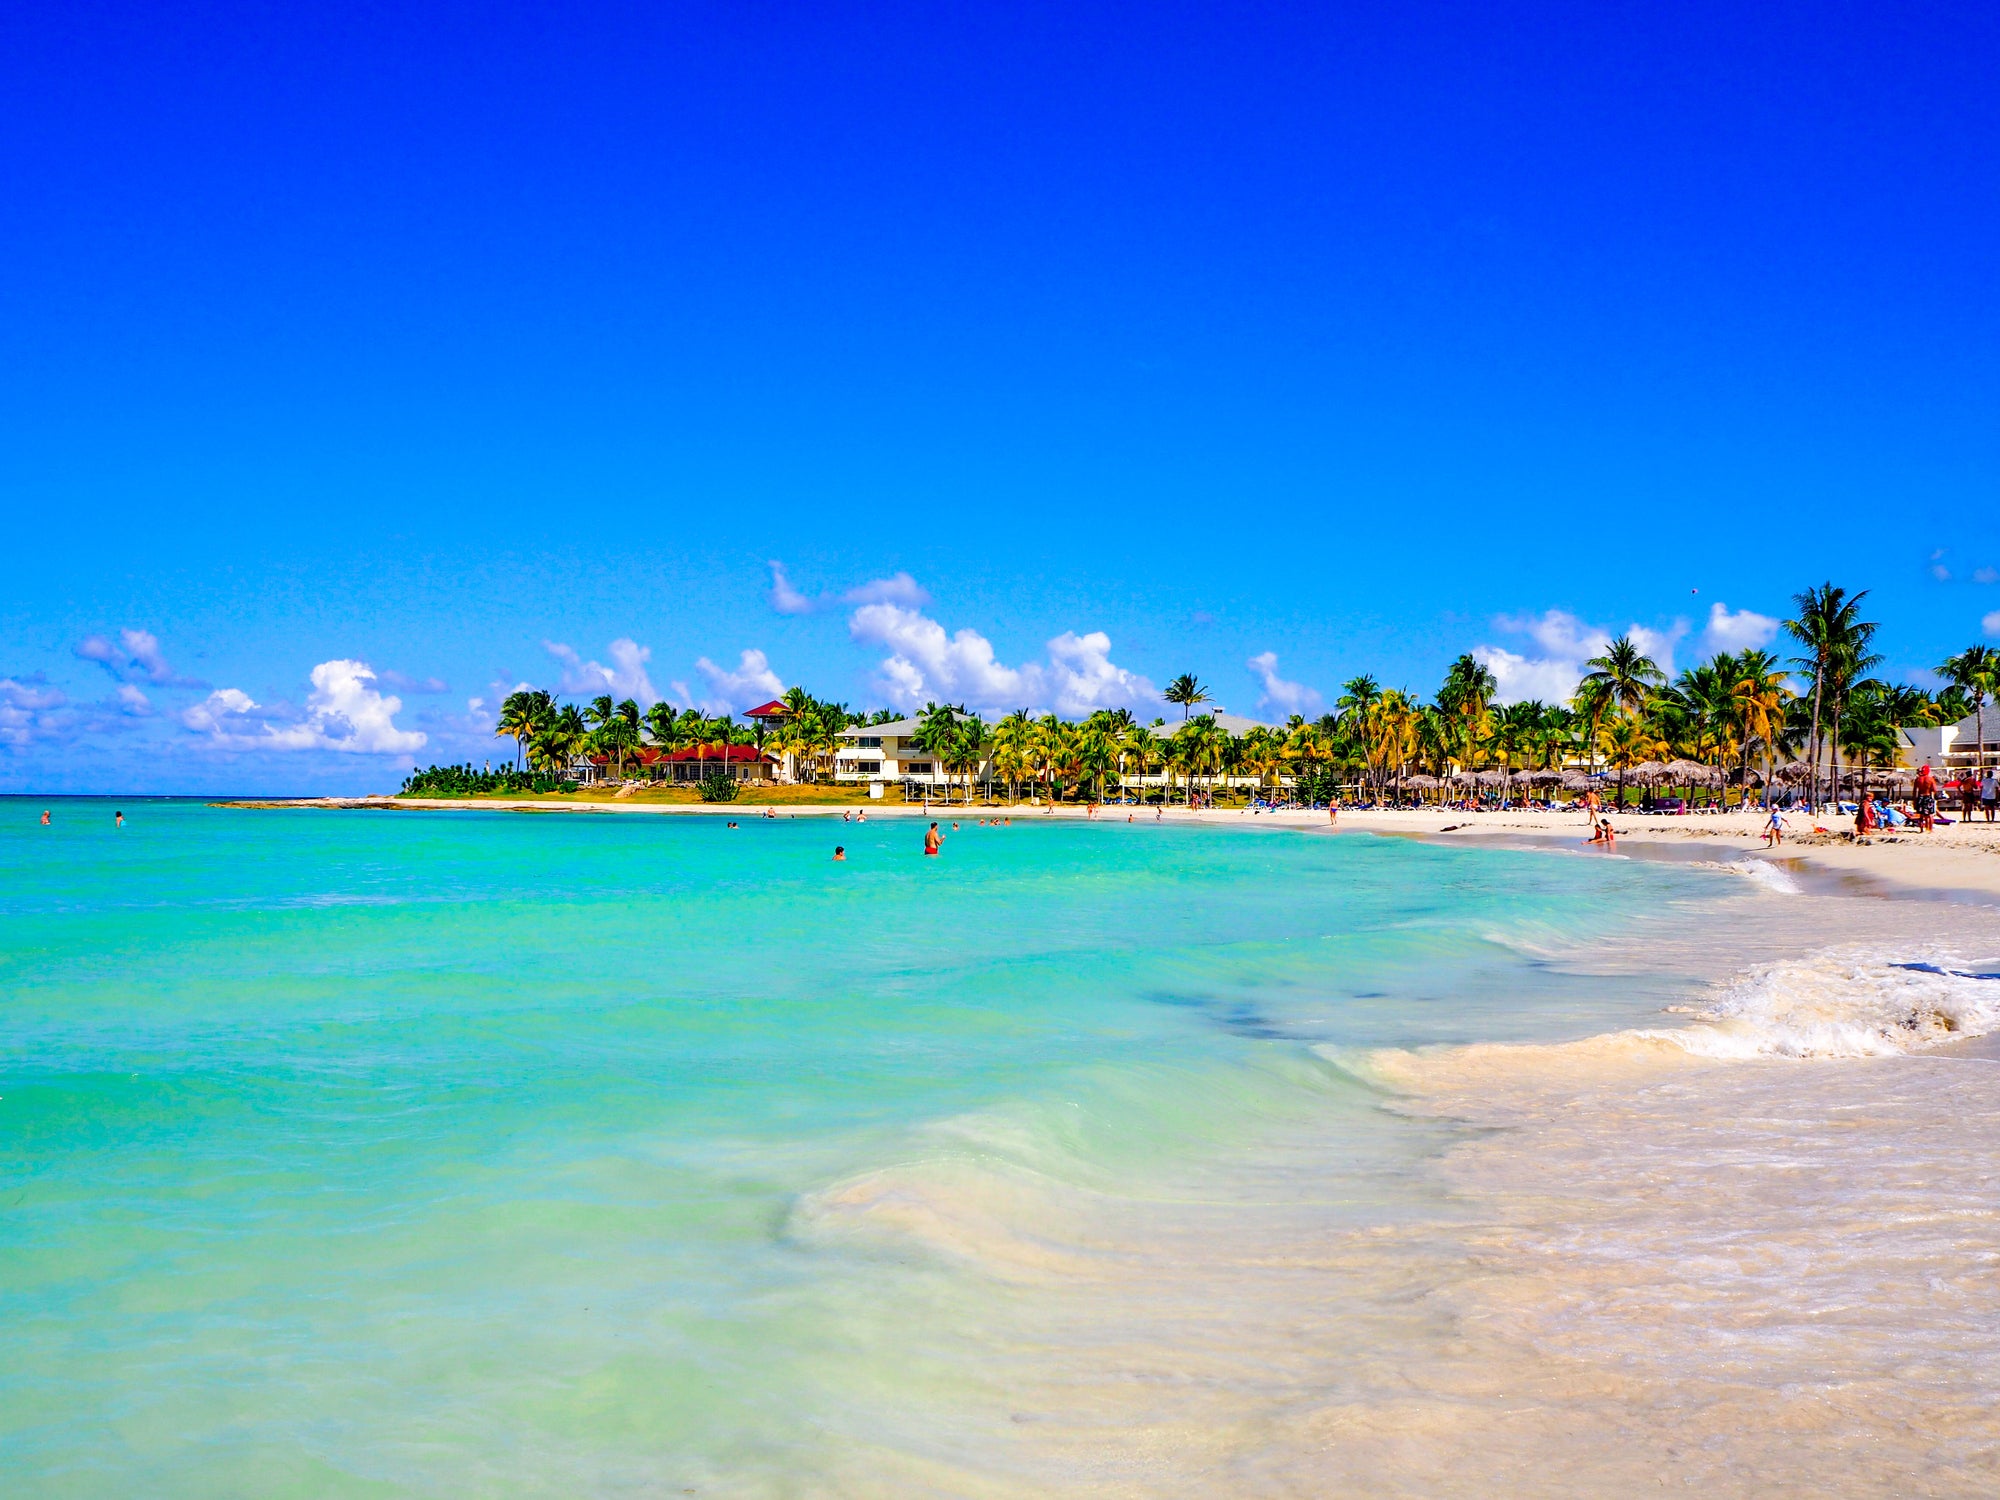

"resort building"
[1150,711,1271,741]
[572,745,777,785]
[1899,712,1999,776]
[833,713,977,792]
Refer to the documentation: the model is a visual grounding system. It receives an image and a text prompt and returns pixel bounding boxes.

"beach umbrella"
[1662,758,1716,784]
[1403,774,1441,789]
[1560,771,1598,791]
[1476,769,1508,787]
[1627,760,1667,783]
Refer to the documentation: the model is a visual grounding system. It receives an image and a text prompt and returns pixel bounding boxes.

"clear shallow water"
[2,800,1990,1494]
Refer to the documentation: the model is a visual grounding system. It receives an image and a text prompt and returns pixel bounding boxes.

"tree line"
[459,584,1994,807]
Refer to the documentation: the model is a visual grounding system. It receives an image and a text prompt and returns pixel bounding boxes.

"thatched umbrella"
[1560,771,1599,793]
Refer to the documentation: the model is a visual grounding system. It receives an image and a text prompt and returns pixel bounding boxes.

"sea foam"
[1648,948,2000,1058]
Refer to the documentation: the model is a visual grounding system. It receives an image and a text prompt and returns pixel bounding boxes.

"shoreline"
[218,794,2000,902]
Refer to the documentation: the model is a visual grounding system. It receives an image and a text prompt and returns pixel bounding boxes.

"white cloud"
[842,572,930,608]
[1246,651,1323,717]
[75,627,200,686]
[542,638,660,704]
[1698,601,1779,653]
[848,603,1150,716]
[768,561,816,615]
[1049,632,1155,717]
[693,649,786,713]
[767,561,932,615]
[0,677,70,746]
[1975,567,1998,585]
[181,687,259,734]
[1474,608,1689,705]
[1472,646,1593,705]
[1984,611,2000,639]
[1627,620,1689,676]
[182,663,426,754]
[850,603,1039,711]
[114,683,151,716]
[1491,609,1609,661]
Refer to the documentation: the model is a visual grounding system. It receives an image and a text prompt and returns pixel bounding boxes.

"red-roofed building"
[657,743,776,784]
[573,744,775,785]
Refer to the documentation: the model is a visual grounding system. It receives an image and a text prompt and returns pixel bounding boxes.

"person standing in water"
[41,809,51,825]
[833,846,846,861]
[115,810,123,828]
[923,822,942,856]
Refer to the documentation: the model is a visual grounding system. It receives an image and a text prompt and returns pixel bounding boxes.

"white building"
[833,713,978,791]
[1900,712,2000,774]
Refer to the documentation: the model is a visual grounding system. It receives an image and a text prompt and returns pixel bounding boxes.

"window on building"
[855,760,881,775]
[904,762,933,775]
[856,736,882,748]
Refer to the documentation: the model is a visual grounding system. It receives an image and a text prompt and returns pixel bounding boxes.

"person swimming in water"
[41,809,51,825]
[115,810,124,827]
[923,822,941,856]
[833,845,846,861]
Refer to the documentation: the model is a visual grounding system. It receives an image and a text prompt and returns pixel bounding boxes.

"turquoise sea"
[2,800,1749,1494]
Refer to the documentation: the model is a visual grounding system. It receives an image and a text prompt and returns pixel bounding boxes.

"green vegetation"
[424,579,1978,811]
[401,764,575,796]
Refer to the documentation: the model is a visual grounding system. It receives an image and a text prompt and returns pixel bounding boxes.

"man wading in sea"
[923,822,942,856]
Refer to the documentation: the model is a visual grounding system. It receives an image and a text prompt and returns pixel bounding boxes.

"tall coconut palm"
[1727,650,1790,810]
[496,688,552,769]
[911,701,962,800]
[992,710,1035,803]
[1164,673,1210,721]
[1580,637,1665,718]
[1785,583,1876,809]
[1599,712,1665,810]
[596,714,639,778]
[1938,644,1998,780]
[1118,724,1159,802]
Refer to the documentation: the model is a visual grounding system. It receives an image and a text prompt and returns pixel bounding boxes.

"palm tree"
[1118,724,1159,803]
[911,701,963,800]
[1727,650,1790,810]
[992,710,1035,803]
[949,717,994,803]
[1939,644,1998,781]
[1785,584,1875,809]
[1164,673,1210,721]
[1599,712,1664,810]
[596,714,639,778]
[1839,683,1901,808]
[1074,727,1117,803]
[1580,637,1665,718]
[496,688,553,770]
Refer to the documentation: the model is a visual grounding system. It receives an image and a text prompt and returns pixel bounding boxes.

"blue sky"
[4,2,1998,792]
